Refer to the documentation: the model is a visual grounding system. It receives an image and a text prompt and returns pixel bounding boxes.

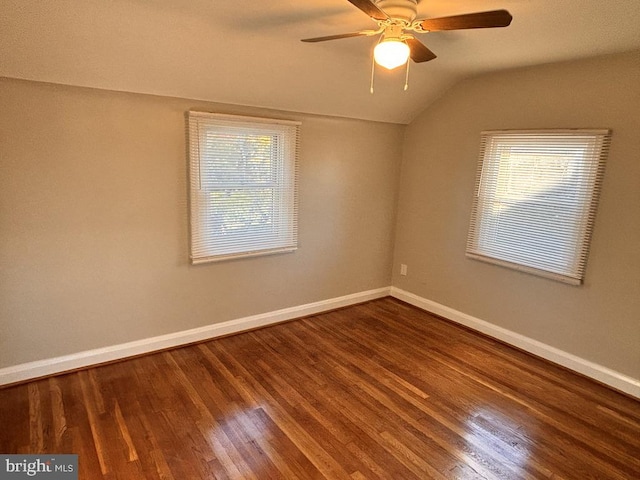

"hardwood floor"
[1,298,639,479]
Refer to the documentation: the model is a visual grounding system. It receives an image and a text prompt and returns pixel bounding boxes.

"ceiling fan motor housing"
[375,0,418,23]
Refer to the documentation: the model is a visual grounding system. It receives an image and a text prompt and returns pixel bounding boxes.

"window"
[188,112,300,264]
[466,129,610,285]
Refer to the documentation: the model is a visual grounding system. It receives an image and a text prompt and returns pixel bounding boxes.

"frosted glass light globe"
[374,40,410,70]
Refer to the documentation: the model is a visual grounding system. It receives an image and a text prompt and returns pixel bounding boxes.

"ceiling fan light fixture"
[374,38,410,70]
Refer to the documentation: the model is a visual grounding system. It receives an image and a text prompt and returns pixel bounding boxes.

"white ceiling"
[1,0,640,124]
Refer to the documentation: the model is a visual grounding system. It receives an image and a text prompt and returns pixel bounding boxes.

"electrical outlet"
[400,264,408,276]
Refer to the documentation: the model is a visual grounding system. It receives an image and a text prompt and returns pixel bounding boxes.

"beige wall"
[2,51,638,381]
[0,78,404,367]
[393,51,640,378]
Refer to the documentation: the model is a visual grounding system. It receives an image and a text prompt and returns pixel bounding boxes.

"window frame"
[187,111,300,264]
[466,129,610,285]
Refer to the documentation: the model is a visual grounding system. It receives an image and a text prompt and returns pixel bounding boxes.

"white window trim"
[466,129,611,285]
[187,111,301,264]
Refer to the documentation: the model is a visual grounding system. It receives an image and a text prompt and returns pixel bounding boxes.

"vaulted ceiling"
[2,0,640,124]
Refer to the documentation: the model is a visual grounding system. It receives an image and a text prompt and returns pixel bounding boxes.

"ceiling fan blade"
[347,0,389,21]
[420,10,512,31]
[406,38,437,63]
[301,31,370,42]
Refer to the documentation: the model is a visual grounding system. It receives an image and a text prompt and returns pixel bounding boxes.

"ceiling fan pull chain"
[370,49,377,94]
[404,55,410,91]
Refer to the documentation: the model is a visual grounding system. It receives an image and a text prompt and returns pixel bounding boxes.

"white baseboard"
[4,285,638,398]
[0,287,391,386]
[390,287,640,399]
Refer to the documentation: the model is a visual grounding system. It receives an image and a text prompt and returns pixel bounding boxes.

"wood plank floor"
[1,298,639,479]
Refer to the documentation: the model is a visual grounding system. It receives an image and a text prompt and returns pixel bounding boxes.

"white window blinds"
[466,129,610,285]
[188,112,300,264]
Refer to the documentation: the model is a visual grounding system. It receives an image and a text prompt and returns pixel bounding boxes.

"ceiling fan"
[302,0,513,71]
